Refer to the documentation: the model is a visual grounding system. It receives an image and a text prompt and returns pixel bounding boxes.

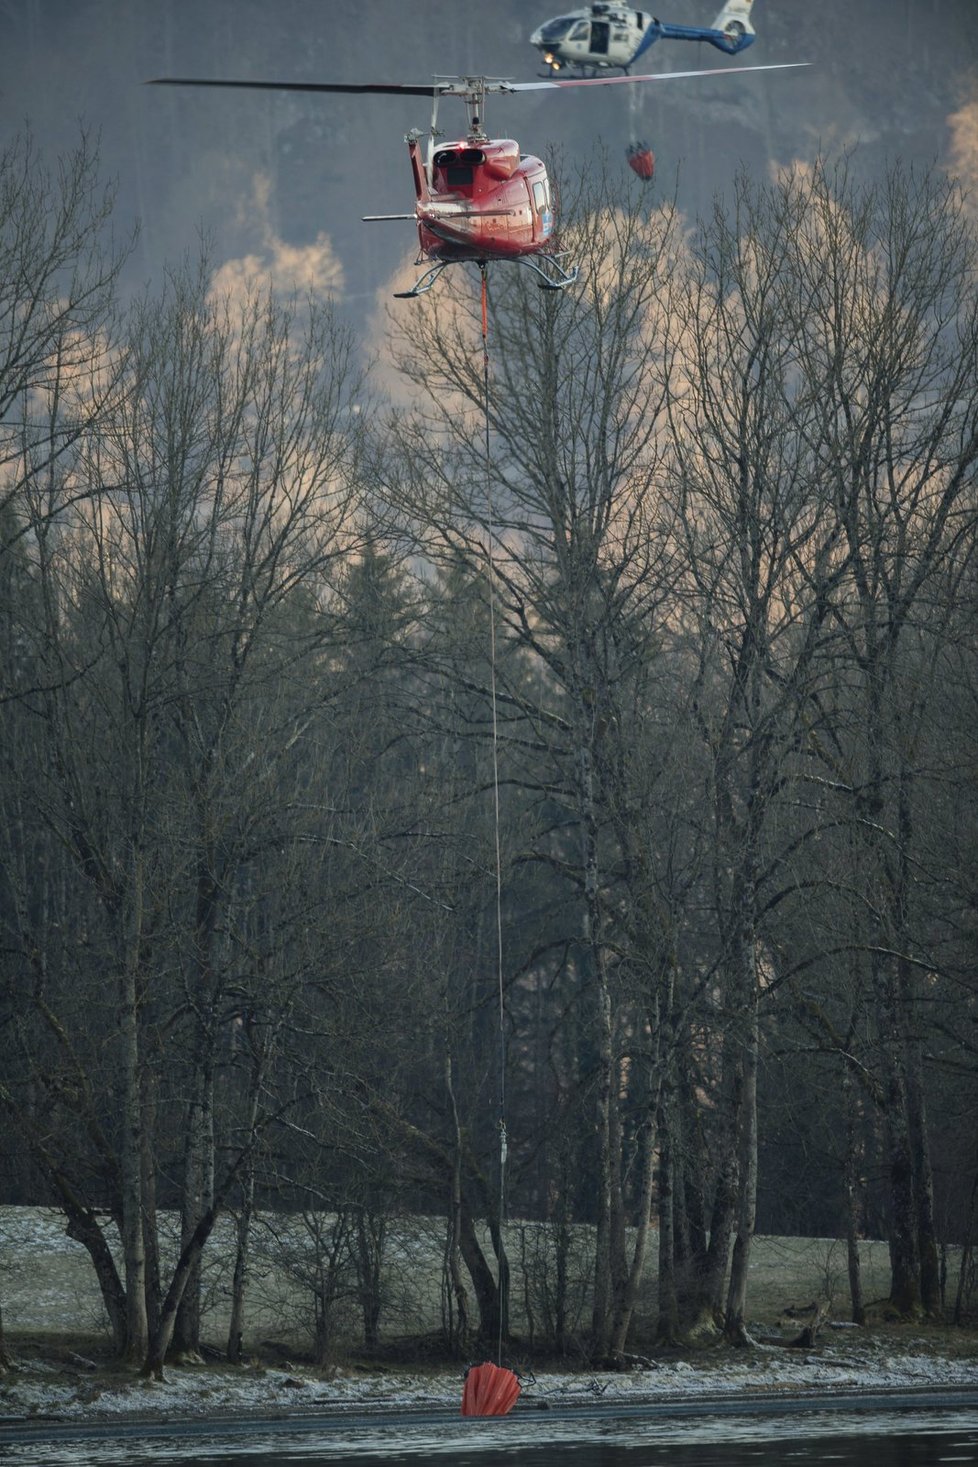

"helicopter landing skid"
[519,253,579,290]
[393,261,450,298]
[394,253,578,299]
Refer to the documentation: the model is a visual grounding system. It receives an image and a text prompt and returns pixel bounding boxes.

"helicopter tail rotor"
[709,0,756,47]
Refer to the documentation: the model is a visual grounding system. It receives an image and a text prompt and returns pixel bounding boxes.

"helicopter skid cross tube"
[393,261,450,299]
[520,253,579,290]
[393,252,578,299]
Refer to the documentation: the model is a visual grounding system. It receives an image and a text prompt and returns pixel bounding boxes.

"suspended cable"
[479,262,507,1369]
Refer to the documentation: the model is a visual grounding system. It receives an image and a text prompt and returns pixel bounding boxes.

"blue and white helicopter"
[530,0,756,75]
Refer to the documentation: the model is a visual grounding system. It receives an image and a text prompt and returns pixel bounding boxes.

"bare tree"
[381,162,690,1359]
[2,255,368,1372]
[646,160,857,1342]
[786,158,978,1317]
[0,128,129,588]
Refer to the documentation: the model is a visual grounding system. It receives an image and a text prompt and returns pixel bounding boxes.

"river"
[3,1399,978,1467]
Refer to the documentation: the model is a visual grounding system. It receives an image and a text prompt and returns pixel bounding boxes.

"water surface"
[4,1407,978,1467]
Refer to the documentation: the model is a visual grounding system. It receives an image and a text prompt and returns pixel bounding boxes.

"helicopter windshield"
[537,16,577,41]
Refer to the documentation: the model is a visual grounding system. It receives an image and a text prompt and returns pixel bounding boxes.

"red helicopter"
[149,65,807,299]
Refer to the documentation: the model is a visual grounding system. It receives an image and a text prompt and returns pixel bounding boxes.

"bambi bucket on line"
[461,1362,521,1416]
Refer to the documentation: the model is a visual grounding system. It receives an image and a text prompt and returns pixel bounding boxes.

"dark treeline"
[2,132,978,1378]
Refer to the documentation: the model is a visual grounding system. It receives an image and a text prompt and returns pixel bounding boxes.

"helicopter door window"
[589,20,611,52]
[568,20,589,40]
[532,178,553,240]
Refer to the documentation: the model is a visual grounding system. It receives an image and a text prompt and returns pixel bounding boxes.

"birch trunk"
[843,1066,866,1325]
[608,1106,657,1359]
[226,1039,265,1363]
[444,1055,470,1352]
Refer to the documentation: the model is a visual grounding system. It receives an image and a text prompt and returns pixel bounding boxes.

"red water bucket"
[461,1362,521,1417]
[627,143,655,180]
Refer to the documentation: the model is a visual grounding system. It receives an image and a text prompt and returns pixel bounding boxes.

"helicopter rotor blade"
[148,67,810,101]
[148,78,445,96]
[507,61,809,90]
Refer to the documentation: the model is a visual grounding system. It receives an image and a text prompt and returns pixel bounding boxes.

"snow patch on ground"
[3,1345,978,1426]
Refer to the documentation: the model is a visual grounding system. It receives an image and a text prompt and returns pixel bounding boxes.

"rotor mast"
[431,76,519,141]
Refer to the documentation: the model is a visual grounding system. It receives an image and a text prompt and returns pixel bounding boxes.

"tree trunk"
[142,1200,224,1378]
[843,1067,866,1326]
[695,1022,742,1334]
[608,1105,657,1359]
[172,1047,215,1360]
[552,1193,571,1354]
[226,1169,255,1364]
[893,767,940,1318]
[724,990,758,1345]
[142,1127,256,1378]
[575,700,617,1360]
[487,1214,511,1348]
[355,1209,385,1353]
[444,1055,470,1353]
[458,1202,500,1347]
[227,1022,266,1363]
[670,1056,714,1339]
[607,1055,629,1350]
[883,1093,921,1317]
[900,966,941,1317]
[656,1074,680,1345]
[63,1204,128,1356]
[120,935,149,1364]
[141,1068,162,1342]
[876,962,923,1318]
[953,1166,978,1325]
[589,967,614,1357]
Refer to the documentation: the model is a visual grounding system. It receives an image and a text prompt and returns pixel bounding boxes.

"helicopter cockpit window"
[569,20,590,40]
[538,16,576,41]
